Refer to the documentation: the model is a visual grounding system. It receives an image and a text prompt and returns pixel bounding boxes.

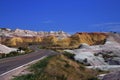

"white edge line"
[0,56,47,77]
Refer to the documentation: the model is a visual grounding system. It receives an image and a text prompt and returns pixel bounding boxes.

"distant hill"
[0,28,70,38]
[0,28,108,47]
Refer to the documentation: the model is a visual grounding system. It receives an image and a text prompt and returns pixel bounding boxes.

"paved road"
[0,45,58,75]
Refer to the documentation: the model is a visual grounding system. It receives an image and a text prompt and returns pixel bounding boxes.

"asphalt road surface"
[0,45,59,75]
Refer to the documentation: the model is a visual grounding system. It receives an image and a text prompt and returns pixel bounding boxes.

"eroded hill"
[70,32,107,46]
[0,28,107,47]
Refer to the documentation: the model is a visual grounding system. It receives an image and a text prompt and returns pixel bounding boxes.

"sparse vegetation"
[88,77,100,80]
[0,51,21,59]
[18,47,33,54]
[13,74,35,80]
[63,51,75,60]
[13,54,100,80]
[0,47,33,59]
[38,45,46,49]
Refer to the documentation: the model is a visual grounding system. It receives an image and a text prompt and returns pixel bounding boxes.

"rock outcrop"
[0,28,70,46]
[102,71,120,80]
[0,28,70,38]
[0,28,109,47]
[70,32,107,46]
[0,44,17,54]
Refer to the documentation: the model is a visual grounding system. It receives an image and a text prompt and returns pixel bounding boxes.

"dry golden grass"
[29,54,99,80]
[13,53,100,80]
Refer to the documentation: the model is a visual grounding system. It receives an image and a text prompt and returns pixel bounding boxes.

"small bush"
[88,77,99,80]
[1,53,6,58]
[64,63,70,68]
[79,65,85,70]
[63,51,75,60]
[39,46,46,49]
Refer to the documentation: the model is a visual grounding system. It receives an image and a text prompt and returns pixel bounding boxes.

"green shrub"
[13,74,35,80]
[39,46,46,49]
[88,77,99,80]
[64,63,70,68]
[30,56,53,73]
[63,51,75,60]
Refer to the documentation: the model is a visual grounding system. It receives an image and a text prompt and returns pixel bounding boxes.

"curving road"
[0,45,59,75]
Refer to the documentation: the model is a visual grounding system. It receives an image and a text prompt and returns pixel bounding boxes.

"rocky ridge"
[0,28,108,47]
[0,28,70,38]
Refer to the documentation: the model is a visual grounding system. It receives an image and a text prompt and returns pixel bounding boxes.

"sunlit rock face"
[1,28,117,47]
[0,28,70,46]
[70,32,107,46]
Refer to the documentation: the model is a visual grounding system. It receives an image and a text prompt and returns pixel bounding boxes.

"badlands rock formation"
[70,32,107,46]
[65,32,120,70]
[0,44,17,54]
[0,28,108,47]
[0,28,70,38]
[102,71,120,80]
[65,32,120,80]
[0,28,71,46]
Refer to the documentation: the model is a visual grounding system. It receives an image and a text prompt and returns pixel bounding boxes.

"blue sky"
[0,0,120,33]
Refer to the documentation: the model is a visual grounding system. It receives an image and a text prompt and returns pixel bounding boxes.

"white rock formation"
[0,44,17,54]
[0,28,70,39]
[65,40,120,68]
